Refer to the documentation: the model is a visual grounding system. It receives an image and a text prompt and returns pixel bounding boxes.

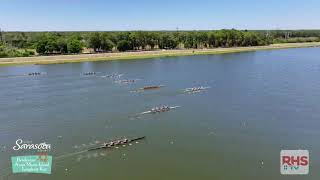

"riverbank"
[1,42,320,66]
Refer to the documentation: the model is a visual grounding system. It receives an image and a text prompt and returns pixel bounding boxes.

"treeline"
[86,30,271,52]
[34,33,84,54]
[253,30,320,43]
[1,29,320,57]
[0,43,34,58]
[0,29,35,57]
[256,30,320,38]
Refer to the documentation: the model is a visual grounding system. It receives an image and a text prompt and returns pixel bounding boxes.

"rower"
[109,141,115,146]
[114,140,121,145]
[121,139,128,144]
[160,106,165,112]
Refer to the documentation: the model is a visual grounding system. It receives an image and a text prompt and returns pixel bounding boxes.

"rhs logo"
[280,150,309,175]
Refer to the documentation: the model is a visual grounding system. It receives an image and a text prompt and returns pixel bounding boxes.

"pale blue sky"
[0,0,319,31]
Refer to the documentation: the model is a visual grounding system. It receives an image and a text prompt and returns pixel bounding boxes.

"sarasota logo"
[12,139,51,152]
[280,150,309,175]
[11,139,53,174]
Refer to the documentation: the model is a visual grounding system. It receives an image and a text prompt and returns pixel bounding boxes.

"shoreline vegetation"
[1,29,320,66]
[1,42,320,66]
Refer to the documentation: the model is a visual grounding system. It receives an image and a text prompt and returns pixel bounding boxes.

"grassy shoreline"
[1,42,320,66]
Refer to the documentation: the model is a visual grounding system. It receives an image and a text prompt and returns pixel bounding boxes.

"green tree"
[117,40,130,51]
[146,32,159,49]
[0,29,3,43]
[184,32,196,48]
[107,33,118,45]
[45,40,58,53]
[35,40,47,54]
[45,33,59,53]
[100,33,114,51]
[88,32,101,52]
[159,33,178,49]
[214,30,227,47]
[208,32,216,47]
[67,39,83,53]
[117,32,131,41]
[129,32,139,50]
[0,42,7,57]
[57,38,68,54]
[0,42,5,51]
[135,31,147,49]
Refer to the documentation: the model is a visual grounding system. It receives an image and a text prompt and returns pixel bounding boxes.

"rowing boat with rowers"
[137,105,180,115]
[183,86,210,93]
[82,72,100,76]
[115,79,140,84]
[101,73,123,79]
[131,85,165,92]
[88,136,146,151]
[25,72,47,76]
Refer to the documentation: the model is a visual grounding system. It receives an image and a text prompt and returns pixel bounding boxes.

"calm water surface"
[0,47,320,180]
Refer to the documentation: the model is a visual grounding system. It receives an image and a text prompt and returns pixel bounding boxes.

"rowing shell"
[115,79,140,84]
[183,86,211,93]
[101,74,123,78]
[24,72,47,76]
[131,85,165,93]
[81,72,101,76]
[138,106,180,115]
[87,136,146,151]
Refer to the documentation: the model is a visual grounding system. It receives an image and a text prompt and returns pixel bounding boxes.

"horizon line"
[2,28,320,32]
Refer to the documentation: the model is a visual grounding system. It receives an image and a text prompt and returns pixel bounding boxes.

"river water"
[0,47,319,180]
